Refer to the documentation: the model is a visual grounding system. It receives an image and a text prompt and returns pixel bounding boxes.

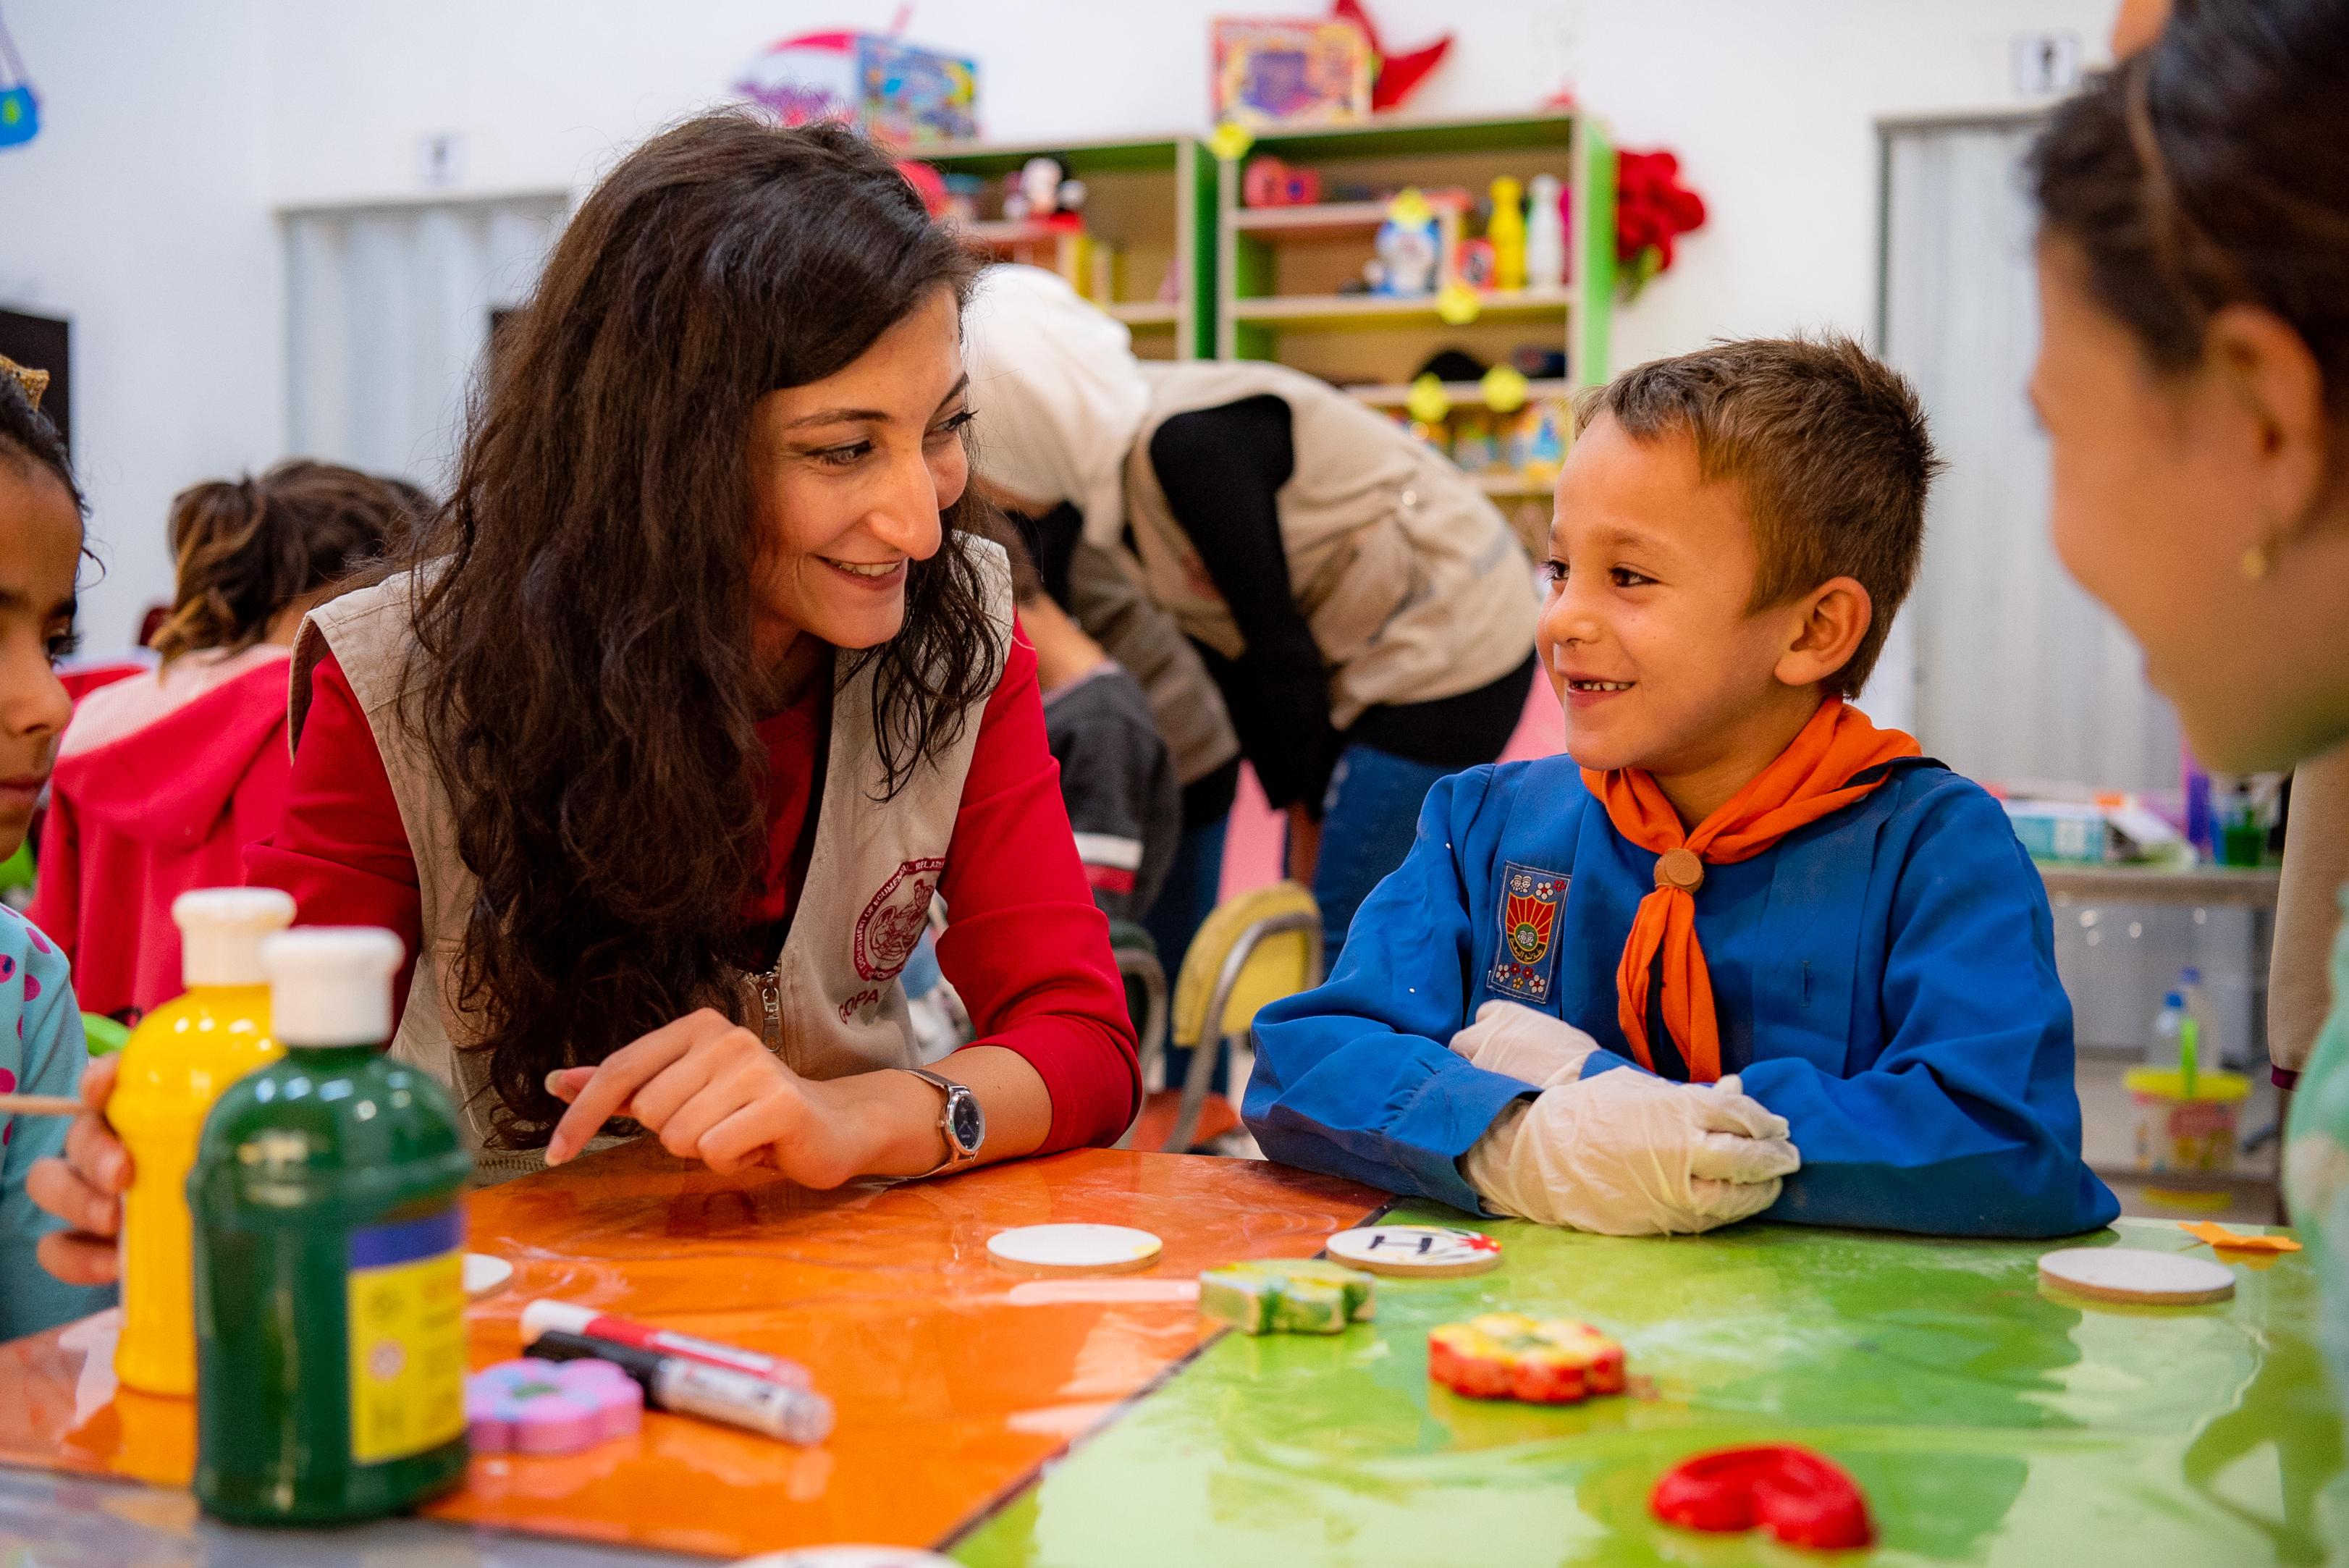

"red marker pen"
[519,1299,811,1389]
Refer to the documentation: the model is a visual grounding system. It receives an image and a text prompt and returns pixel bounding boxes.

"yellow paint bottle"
[111,888,297,1396]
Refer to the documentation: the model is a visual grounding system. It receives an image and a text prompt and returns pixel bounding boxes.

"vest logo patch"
[1485,863,1569,1003]
[855,857,944,982]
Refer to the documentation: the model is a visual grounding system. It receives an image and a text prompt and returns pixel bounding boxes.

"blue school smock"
[1245,756,2120,1238]
[0,906,115,1339]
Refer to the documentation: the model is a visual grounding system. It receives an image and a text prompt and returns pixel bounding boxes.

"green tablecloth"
[954,1211,2343,1566]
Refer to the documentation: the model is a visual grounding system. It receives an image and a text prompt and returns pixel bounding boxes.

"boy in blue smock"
[1247,337,2116,1239]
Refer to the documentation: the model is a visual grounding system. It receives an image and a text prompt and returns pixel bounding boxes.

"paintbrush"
[0,1092,85,1116]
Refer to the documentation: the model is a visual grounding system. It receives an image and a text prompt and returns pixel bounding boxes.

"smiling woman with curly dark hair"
[22,112,1139,1273]
[274,112,1138,1185]
[276,111,1139,1187]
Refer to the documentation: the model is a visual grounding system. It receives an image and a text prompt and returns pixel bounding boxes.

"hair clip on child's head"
[0,356,47,412]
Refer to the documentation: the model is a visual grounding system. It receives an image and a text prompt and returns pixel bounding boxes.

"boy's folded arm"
[1246,770,1534,1214]
[1737,785,2120,1238]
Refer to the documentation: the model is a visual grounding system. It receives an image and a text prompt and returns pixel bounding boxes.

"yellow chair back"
[1171,880,1322,1048]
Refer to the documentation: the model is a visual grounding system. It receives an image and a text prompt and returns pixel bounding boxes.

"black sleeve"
[1045,674,1179,923]
[1147,395,1341,814]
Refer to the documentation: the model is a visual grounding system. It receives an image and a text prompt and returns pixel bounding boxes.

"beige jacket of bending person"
[2273,741,2349,1076]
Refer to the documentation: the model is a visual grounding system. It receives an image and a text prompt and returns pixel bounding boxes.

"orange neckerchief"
[1583,698,1920,1082]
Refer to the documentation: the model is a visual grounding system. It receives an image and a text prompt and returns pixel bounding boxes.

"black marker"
[531,1330,834,1443]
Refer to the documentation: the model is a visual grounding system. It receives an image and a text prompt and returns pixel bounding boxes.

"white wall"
[1,0,2119,654]
[0,0,278,652]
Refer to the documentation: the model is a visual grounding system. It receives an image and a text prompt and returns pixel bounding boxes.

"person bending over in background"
[30,462,398,1024]
[0,359,116,1336]
[1003,528,1179,924]
[1248,337,2117,1240]
[961,264,1538,974]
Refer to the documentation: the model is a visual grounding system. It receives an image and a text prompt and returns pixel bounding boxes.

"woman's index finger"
[543,1011,727,1163]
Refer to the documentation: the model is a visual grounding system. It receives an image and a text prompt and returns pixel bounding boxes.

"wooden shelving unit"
[919,134,1215,360]
[919,113,1616,547]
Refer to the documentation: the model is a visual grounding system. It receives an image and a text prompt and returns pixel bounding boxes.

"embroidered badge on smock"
[855,857,945,982]
[1486,863,1568,1003]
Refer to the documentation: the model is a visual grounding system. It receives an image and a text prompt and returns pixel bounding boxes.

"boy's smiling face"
[1538,413,1872,823]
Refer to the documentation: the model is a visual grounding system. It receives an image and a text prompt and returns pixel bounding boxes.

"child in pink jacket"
[30,463,407,1020]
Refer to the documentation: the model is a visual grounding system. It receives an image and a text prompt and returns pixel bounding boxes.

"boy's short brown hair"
[1574,334,1941,697]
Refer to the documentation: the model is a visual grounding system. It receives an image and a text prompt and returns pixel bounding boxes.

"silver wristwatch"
[903,1068,984,1177]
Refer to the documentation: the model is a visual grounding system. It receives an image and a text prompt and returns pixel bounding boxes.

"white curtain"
[284,196,567,491]
[1880,121,2180,793]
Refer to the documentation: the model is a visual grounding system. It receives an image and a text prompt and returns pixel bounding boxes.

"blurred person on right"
[30,461,397,1022]
[2024,0,2349,1408]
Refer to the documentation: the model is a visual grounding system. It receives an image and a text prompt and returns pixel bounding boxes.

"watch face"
[948,1089,984,1153]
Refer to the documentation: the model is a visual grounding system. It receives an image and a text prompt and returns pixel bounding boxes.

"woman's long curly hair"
[405,112,995,1147]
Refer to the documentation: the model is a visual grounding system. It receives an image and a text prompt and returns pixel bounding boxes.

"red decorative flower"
[1615,148,1707,288]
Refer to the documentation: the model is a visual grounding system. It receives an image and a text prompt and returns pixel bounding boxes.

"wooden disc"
[1327,1226,1503,1278]
[987,1223,1163,1275]
[2037,1247,2235,1305]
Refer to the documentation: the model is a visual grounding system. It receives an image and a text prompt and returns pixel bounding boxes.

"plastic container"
[110,888,296,1396]
[2148,991,2187,1071]
[2125,1066,2248,1173]
[191,927,472,1524]
[1524,173,1566,291]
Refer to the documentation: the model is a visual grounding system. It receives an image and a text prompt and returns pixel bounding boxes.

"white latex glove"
[1447,1000,1603,1088]
[1461,1069,1802,1236]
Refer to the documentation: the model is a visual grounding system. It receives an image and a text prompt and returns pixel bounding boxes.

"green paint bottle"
[190,927,473,1524]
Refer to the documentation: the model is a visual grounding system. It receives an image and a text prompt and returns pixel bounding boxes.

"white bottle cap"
[171,888,297,987]
[260,927,405,1048]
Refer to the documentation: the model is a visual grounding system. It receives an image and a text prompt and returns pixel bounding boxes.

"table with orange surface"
[0,1142,1384,1564]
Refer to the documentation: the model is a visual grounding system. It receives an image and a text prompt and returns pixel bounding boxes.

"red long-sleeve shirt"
[244,622,1140,1152]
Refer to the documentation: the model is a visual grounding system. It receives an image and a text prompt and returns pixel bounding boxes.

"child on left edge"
[0,358,116,1338]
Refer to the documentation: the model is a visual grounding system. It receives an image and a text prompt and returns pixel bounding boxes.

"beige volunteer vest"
[288,539,1014,1182]
[1119,360,1537,731]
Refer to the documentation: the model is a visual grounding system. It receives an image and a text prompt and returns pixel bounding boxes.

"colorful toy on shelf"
[1525,172,1566,290]
[1368,189,1441,297]
[1455,237,1496,290]
[1000,156,1085,224]
[1199,1258,1375,1335]
[1514,398,1566,481]
[1330,0,1454,114]
[1480,363,1530,415]
[1211,18,1372,128]
[1650,1446,1876,1551]
[1486,176,1527,291]
[1427,1314,1627,1404]
[1242,154,1321,208]
[1450,412,1498,473]
[1404,374,1453,426]
[732,30,978,147]
[467,1358,644,1455]
[937,171,985,224]
[1435,280,1482,326]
